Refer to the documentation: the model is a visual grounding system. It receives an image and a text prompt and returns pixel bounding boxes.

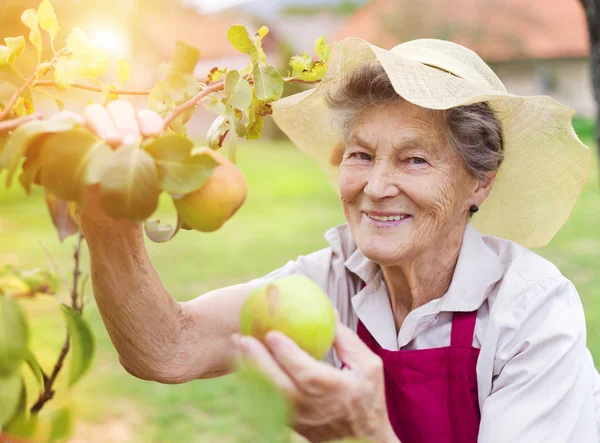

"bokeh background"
[1,0,599,441]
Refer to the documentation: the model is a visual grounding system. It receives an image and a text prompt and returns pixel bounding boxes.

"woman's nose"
[364,164,400,200]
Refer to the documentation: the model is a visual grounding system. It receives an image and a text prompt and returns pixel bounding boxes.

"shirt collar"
[340,221,503,313]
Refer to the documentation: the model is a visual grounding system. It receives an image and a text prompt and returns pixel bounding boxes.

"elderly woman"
[80,39,598,442]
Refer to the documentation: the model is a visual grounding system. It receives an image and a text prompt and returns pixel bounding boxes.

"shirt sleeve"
[478,276,599,443]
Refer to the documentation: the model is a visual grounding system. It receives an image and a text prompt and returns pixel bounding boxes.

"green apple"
[240,275,336,360]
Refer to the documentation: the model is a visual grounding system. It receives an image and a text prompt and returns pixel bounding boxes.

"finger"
[264,331,340,390]
[136,109,164,137]
[233,335,298,397]
[333,320,381,373]
[106,100,141,145]
[84,104,121,146]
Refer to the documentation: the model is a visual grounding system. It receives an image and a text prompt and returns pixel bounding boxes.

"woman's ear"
[472,171,497,207]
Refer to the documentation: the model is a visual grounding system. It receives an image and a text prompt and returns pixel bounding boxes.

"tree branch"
[30,229,85,414]
[163,82,225,128]
[32,80,152,96]
[0,75,37,122]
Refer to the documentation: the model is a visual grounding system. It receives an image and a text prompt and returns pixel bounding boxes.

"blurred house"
[130,1,344,139]
[333,0,595,117]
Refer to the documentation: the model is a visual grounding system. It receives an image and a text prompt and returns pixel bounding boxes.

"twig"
[0,74,38,122]
[164,82,225,128]
[30,229,85,414]
[32,80,151,96]
[30,331,70,413]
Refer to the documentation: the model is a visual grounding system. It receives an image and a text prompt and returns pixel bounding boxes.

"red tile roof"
[333,0,590,62]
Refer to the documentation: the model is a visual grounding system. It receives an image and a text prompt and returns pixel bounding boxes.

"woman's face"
[338,101,483,266]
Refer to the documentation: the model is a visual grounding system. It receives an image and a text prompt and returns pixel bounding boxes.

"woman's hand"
[70,100,164,225]
[231,318,399,443]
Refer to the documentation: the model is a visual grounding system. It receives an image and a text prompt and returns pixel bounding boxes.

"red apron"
[349,306,481,443]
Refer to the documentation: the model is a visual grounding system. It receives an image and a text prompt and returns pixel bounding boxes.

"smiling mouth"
[363,212,412,222]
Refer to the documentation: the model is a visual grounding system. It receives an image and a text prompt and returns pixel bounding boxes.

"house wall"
[488,57,596,118]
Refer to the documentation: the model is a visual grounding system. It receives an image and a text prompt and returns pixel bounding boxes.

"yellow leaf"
[314,36,331,63]
[38,0,59,42]
[99,145,161,221]
[206,67,226,84]
[53,58,81,90]
[21,9,42,55]
[65,28,109,77]
[0,116,76,187]
[256,26,269,40]
[227,25,257,58]
[1,37,25,65]
[170,41,200,75]
[117,59,130,82]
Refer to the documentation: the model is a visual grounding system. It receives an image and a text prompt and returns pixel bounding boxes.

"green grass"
[1,139,599,442]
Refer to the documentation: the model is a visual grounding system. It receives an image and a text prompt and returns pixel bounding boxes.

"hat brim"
[271,37,592,248]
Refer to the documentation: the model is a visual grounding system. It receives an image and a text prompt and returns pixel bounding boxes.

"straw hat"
[271,38,592,248]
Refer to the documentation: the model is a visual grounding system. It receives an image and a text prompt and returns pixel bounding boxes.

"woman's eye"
[355,152,372,161]
[408,157,427,165]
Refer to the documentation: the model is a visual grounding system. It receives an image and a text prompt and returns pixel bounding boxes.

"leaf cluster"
[0,266,95,443]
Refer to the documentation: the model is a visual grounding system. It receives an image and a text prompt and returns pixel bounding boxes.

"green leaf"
[84,141,115,185]
[224,70,252,110]
[23,348,43,387]
[60,305,95,387]
[252,64,283,102]
[117,59,130,82]
[19,267,58,295]
[99,145,161,221]
[21,9,42,55]
[170,41,200,75]
[315,36,331,63]
[0,117,78,187]
[0,295,29,376]
[38,128,101,204]
[0,37,26,65]
[144,134,217,195]
[206,115,230,150]
[227,25,257,57]
[38,0,60,42]
[0,371,23,426]
[144,215,184,243]
[49,406,75,442]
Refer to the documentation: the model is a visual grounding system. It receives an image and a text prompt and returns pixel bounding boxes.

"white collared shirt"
[249,222,600,442]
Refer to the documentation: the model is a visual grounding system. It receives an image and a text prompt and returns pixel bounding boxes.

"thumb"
[333,319,377,371]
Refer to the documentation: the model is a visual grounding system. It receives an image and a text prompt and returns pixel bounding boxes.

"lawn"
[1,138,599,442]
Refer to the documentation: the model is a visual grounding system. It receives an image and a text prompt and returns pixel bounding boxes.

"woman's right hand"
[73,100,164,226]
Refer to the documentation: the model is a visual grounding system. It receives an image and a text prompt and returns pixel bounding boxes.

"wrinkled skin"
[339,102,495,324]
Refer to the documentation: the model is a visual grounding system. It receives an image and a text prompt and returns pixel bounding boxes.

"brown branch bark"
[163,82,225,128]
[0,75,37,121]
[30,230,84,414]
[32,80,152,96]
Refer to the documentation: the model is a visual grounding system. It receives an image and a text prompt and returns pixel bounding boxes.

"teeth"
[367,214,407,221]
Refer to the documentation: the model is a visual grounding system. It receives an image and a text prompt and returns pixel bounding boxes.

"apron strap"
[450,311,478,347]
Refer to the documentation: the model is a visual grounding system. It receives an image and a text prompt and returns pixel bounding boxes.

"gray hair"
[326,63,504,184]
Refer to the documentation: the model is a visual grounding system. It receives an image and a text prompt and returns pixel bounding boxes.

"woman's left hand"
[231,318,399,443]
